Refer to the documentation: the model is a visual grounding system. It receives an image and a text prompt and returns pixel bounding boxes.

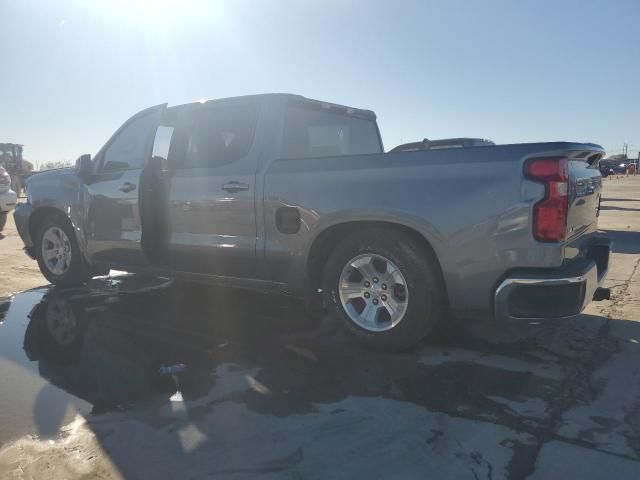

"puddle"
[0,290,92,445]
[0,276,311,446]
[0,274,567,449]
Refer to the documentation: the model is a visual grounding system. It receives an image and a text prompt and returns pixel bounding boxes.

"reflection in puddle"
[0,274,564,453]
[0,275,311,445]
[0,290,92,445]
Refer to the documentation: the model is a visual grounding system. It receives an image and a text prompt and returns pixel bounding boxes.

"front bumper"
[495,237,611,321]
[13,202,35,257]
[0,190,17,213]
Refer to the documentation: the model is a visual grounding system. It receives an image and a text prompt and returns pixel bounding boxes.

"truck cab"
[15,94,384,283]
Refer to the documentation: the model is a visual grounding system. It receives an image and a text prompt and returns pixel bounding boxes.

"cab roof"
[167,93,377,120]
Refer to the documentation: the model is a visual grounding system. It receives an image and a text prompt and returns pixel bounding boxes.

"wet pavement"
[1,178,640,479]
[0,272,637,479]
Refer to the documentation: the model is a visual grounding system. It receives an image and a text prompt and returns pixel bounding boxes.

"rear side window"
[171,104,259,169]
[101,113,156,172]
[281,105,381,159]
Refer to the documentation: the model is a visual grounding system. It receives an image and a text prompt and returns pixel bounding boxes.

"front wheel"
[322,228,446,351]
[35,216,90,286]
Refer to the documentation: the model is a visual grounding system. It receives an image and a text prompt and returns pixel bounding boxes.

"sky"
[1,0,639,167]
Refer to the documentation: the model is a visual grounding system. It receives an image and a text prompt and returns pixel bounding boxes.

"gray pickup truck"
[14,94,611,349]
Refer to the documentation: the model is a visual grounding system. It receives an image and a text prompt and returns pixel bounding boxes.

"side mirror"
[75,154,92,180]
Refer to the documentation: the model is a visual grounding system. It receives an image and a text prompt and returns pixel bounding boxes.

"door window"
[101,113,158,172]
[151,126,175,169]
[171,104,260,170]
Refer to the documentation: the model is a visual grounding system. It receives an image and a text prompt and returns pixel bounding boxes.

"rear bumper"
[13,202,35,257]
[494,237,611,321]
[0,190,17,213]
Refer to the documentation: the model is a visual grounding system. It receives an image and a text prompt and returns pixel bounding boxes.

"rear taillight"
[524,157,569,242]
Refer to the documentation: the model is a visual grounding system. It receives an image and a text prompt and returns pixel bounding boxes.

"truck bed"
[264,141,604,315]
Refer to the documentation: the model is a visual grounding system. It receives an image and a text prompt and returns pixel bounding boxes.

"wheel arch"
[29,205,91,265]
[306,220,449,305]
[29,205,94,284]
[29,206,73,246]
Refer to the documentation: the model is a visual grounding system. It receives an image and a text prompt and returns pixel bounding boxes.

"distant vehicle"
[0,166,17,231]
[614,164,627,174]
[0,143,34,196]
[15,94,611,350]
[390,138,495,152]
[598,164,611,177]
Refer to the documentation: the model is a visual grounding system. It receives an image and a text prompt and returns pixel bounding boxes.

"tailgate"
[566,151,603,240]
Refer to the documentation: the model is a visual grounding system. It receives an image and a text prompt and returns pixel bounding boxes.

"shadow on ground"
[600,206,640,213]
[602,230,640,255]
[602,198,639,202]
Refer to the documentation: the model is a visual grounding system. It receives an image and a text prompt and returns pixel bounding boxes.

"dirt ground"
[0,203,43,297]
[0,176,639,479]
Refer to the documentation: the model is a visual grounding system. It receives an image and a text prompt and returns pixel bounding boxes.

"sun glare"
[80,0,219,33]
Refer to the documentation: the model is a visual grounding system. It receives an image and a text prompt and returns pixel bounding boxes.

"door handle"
[222,181,250,193]
[119,182,137,193]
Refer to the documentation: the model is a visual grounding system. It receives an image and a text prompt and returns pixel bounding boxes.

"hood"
[26,167,76,186]
[24,167,81,200]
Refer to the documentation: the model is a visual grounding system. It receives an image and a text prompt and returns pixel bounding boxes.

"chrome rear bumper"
[495,237,611,321]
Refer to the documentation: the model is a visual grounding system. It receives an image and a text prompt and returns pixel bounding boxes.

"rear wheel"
[35,215,90,286]
[322,228,445,350]
[0,212,7,232]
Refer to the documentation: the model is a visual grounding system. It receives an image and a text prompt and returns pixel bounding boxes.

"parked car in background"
[614,164,627,175]
[598,164,609,177]
[0,167,18,232]
[390,137,496,152]
[15,94,611,350]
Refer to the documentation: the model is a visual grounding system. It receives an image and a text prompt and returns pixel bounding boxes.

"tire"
[322,228,445,351]
[35,214,90,286]
[0,212,7,232]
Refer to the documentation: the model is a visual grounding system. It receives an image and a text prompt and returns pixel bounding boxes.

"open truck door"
[84,104,167,269]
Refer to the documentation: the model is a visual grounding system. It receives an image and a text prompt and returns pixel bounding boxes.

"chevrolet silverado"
[14,94,611,349]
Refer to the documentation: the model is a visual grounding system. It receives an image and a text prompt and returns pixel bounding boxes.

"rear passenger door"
[164,102,260,278]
